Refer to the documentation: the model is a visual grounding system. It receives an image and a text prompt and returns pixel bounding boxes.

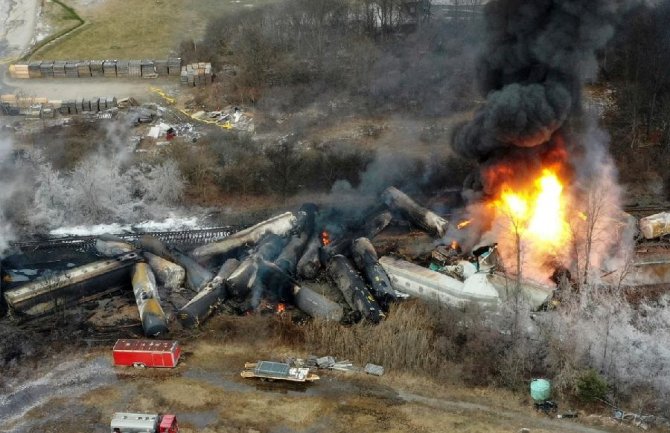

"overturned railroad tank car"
[327,255,384,323]
[139,235,212,292]
[179,258,240,327]
[191,211,306,261]
[131,262,169,336]
[3,252,141,316]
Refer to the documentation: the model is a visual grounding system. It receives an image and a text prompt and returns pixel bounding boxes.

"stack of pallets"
[40,61,54,78]
[167,57,182,76]
[9,58,189,80]
[28,61,42,78]
[78,60,92,77]
[9,64,30,79]
[65,61,79,78]
[103,60,117,78]
[116,60,129,77]
[128,60,141,78]
[155,59,168,76]
[140,60,157,78]
[180,62,212,87]
[90,60,104,77]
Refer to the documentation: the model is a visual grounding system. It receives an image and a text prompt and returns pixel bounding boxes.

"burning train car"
[1,183,573,332]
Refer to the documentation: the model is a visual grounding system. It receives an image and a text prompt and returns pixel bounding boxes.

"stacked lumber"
[78,60,92,77]
[55,96,118,115]
[0,95,57,118]
[90,60,104,77]
[1,94,18,105]
[65,61,79,78]
[0,94,119,116]
[40,61,54,77]
[17,97,36,108]
[10,58,185,79]
[103,60,117,77]
[180,62,212,87]
[167,57,182,76]
[116,60,129,77]
[8,64,29,79]
[99,96,118,110]
[128,60,141,78]
[140,60,157,78]
[28,61,42,78]
[155,59,168,76]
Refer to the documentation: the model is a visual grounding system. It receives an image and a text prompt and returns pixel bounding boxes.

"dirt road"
[1,74,171,99]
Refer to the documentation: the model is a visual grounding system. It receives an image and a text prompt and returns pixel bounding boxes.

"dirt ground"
[0,314,648,433]
[1,74,171,99]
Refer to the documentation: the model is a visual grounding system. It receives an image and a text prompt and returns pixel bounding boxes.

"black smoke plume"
[452,0,631,166]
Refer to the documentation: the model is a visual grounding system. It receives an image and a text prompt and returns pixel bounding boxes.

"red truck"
[111,412,178,433]
[112,339,181,368]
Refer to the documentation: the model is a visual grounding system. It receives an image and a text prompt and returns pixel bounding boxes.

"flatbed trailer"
[241,361,319,382]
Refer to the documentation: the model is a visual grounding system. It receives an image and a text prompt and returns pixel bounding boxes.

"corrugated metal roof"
[255,361,290,377]
[113,339,177,353]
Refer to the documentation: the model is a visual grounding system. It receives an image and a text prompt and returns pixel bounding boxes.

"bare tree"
[265,136,301,202]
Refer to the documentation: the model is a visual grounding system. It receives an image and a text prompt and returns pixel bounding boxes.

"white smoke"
[29,153,186,230]
[546,291,670,404]
[0,136,29,254]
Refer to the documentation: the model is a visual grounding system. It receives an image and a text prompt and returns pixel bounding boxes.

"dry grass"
[41,0,81,38]
[33,0,280,60]
[37,326,630,433]
[216,392,331,431]
[302,301,445,375]
[150,379,224,410]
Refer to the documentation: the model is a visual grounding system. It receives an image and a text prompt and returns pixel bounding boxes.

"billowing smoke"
[0,121,189,241]
[451,0,638,283]
[0,137,25,254]
[453,0,629,165]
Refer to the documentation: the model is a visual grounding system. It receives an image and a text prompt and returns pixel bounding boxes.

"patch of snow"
[49,216,202,237]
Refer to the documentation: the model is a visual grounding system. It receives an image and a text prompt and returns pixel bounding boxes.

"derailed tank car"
[3,252,140,316]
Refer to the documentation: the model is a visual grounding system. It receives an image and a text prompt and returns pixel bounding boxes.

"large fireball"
[491,168,572,280]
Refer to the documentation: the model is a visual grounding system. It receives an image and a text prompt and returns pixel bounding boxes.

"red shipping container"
[113,339,181,368]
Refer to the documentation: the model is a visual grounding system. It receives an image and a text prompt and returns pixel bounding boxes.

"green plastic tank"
[530,378,551,402]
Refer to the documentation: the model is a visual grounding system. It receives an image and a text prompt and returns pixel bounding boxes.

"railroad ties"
[10,227,239,251]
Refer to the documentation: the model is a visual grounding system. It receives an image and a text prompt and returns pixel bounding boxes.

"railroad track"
[624,205,670,215]
[10,226,240,251]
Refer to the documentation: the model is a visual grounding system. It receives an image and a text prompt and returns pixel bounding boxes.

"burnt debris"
[2,187,493,335]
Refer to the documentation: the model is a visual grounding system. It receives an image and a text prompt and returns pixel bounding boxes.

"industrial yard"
[3,0,670,432]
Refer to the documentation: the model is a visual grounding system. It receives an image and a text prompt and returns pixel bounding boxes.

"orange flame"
[457,220,472,230]
[491,168,572,277]
[276,303,286,314]
[321,230,331,246]
[494,169,570,246]
[451,240,460,250]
